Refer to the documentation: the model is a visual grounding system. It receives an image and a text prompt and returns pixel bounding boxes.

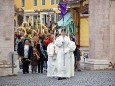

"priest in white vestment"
[69,38,76,77]
[47,35,57,77]
[55,29,71,80]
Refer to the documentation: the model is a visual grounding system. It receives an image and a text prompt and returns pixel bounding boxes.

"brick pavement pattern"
[0,70,115,86]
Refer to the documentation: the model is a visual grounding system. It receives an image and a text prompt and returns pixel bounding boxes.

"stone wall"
[0,0,17,76]
[89,0,110,60]
[85,0,115,70]
[110,0,115,67]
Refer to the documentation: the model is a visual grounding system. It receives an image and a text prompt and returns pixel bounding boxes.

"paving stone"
[0,70,115,86]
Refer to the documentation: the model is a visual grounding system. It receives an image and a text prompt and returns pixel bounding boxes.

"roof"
[64,0,89,14]
[80,4,89,14]
[60,0,84,5]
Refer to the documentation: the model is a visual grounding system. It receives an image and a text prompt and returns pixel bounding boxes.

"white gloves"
[63,50,68,55]
[62,40,65,44]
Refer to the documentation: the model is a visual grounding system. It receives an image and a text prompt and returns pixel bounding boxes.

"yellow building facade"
[80,0,89,47]
[14,0,89,47]
[15,0,59,10]
[80,16,89,46]
[14,0,61,26]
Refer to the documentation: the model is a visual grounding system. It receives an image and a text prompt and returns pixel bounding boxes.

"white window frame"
[56,0,61,4]
[33,15,38,25]
[33,0,37,6]
[56,0,59,4]
[42,0,46,5]
[56,12,62,22]
[51,0,54,5]
[21,0,25,7]
[50,13,54,21]
[25,16,29,22]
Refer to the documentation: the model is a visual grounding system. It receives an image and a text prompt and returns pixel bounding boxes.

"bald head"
[50,34,54,42]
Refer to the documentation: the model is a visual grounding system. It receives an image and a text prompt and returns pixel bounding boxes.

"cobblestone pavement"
[0,70,115,86]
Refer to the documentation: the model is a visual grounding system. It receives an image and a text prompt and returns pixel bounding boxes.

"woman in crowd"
[31,48,39,73]
[74,44,81,72]
[36,38,46,73]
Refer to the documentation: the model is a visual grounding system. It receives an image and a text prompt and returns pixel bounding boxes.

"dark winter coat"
[17,41,23,56]
[74,46,81,61]
[20,44,33,59]
[31,54,38,66]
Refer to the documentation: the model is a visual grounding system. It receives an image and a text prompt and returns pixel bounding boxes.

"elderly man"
[55,29,72,80]
[47,34,58,77]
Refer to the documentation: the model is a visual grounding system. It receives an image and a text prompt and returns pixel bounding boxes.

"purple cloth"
[58,2,67,19]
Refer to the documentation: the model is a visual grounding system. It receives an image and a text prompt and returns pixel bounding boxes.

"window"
[21,0,25,7]
[42,14,47,24]
[33,15,37,25]
[33,0,37,6]
[50,13,54,21]
[50,14,54,21]
[51,0,54,5]
[56,0,61,4]
[56,0,59,4]
[42,0,45,5]
[25,16,29,22]
[56,13,62,22]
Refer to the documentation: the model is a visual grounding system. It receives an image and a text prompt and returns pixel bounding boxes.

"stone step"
[80,46,89,57]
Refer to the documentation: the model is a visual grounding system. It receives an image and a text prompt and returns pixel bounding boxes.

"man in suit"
[20,39,33,74]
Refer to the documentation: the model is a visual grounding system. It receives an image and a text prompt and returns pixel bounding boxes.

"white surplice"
[47,43,57,77]
[55,35,71,78]
[69,41,76,77]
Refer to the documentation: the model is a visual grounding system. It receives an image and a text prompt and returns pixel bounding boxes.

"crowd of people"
[15,23,81,80]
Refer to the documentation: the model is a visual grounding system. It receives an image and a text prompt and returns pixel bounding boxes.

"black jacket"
[20,44,33,59]
[74,46,81,61]
[17,41,23,56]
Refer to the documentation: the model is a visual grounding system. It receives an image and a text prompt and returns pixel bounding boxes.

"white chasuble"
[69,41,76,77]
[47,43,58,77]
[55,35,71,78]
